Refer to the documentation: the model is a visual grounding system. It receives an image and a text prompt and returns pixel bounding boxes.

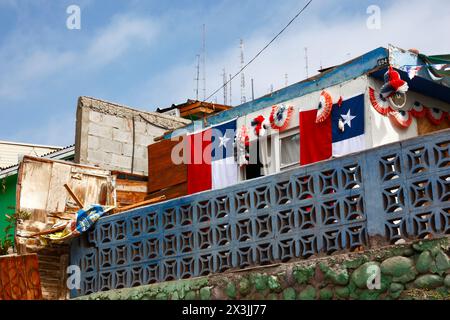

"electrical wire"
[203,0,313,103]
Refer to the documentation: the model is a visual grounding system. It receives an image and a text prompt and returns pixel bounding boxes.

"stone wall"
[76,237,450,300]
[75,96,190,175]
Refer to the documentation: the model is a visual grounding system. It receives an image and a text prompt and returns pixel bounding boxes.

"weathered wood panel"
[15,156,115,300]
[0,254,42,300]
[147,137,188,194]
[146,182,188,202]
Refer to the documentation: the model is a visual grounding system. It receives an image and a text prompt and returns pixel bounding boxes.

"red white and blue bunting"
[369,87,449,128]
[316,90,333,123]
[269,104,294,131]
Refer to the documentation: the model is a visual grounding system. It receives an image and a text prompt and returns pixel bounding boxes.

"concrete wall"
[76,237,450,301]
[75,97,190,175]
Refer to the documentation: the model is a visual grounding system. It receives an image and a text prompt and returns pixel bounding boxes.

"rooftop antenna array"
[240,39,246,104]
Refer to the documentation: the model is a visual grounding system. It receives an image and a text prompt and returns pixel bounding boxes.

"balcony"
[70,129,450,297]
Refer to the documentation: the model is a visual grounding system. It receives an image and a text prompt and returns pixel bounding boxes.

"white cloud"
[132,0,450,109]
[85,14,158,68]
[0,13,159,100]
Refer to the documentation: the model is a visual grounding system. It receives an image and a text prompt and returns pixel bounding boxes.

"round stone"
[239,278,251,296]
[351,262,380,289]
[319,288,333,300]
[267,275,282,292]
[414,275,444,289]
[390,282,404,292]
[282,287,296,300]
[335,286,350,299]
[293,265,315,284]
[200,287,211,300]
[381,256,414,277]
[444,275,450,288]
[298,285,316,300]
[225,282,237,299]
[416,251,432,274]
[435,250,450,272]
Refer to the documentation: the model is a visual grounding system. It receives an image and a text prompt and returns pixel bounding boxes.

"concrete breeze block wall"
[75,97,190,175]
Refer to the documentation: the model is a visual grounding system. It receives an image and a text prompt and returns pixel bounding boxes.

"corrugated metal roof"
[0,143,61,169]
[0,144,75,179]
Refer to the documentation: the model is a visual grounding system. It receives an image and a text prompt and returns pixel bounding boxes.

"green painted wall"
[0,174,17,240]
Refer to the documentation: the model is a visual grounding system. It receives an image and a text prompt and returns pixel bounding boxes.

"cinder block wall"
[75,97,190,175]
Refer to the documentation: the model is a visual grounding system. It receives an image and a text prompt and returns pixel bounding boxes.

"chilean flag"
[187,119,238,194]
[300,94,365,165]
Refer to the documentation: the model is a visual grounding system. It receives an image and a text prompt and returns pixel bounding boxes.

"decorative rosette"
[410,101,427,118]
[388,109,413,128]
[269,104,294,131]
[251,115,270,137]
[236,125,250,167]
[426,107,447,125]
[369,87,391,116]
[380,66,409,99]
[316,90,333,123]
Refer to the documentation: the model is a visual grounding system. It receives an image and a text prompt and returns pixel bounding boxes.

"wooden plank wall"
[15,156,115,300]
[112,171,148,207]
[0,254,42,300]
[147,137,188,202]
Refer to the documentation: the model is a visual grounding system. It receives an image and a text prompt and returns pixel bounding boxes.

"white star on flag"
[219,135,230,147]
[341,110,356,128]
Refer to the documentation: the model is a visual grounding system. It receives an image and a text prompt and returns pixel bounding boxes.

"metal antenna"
[229,74,232,106]
[240,39,246,104]
[222,69,228,105]
[304,47,309,79]
[194,54,200,100]
[285,73,288,87]
[251,78,255,100]
[202,24,206,101]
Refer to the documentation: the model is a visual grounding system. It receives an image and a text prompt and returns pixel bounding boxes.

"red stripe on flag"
[299,109,332,165]
[187,129,212,194]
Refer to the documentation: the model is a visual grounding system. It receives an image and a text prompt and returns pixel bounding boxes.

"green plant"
[0,210,31,256]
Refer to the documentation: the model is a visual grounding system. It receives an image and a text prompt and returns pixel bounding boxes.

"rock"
[351,262,380,289]
[320,263,349,286]
[319,288,333,300]
[293,265,315,284]
[416,251,433,274]
[381,256,414,277]
[435,250,450,272]
[267,293,279,300]
[253,274,268,292]
[225,282,237,299]
[298,285,316,300]
[343,256,369,269]
[390,283,404,292]
[170,291,180,300]
[200,287,211,300]
[392,268,417,284]
[444,275,450,288]
[185,290,197,300]
[414,275,444,289]
[282,287,296,300]
[239,278,251,296]
[359,290,380,300]
[267,275,282,292]
[155,292,168,300]
[335,286,350,299]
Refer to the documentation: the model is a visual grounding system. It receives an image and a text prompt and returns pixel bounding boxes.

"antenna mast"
[229,74,232,106]
[202,24,206,101]
[285,73,288,87]
[304,47,309,79]
[194,54,200,100]
[222,69,228,105]
[240,39,246,104]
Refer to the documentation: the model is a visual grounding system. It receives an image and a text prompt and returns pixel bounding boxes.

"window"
[279,130,300,171]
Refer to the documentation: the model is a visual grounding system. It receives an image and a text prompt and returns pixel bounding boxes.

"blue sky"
[0,0,449,146]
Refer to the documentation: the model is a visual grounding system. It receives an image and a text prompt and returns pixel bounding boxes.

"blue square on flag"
[331,94,365,157]
[211,119,238,189]
[211,119,236,161]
